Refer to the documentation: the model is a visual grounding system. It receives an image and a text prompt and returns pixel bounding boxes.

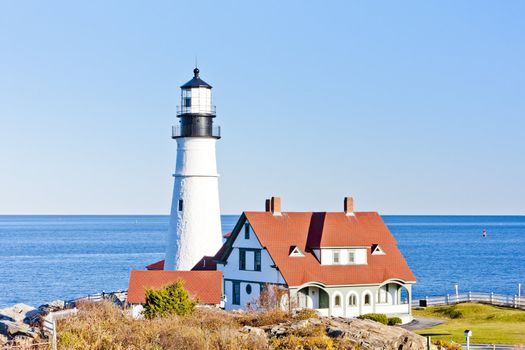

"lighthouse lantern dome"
[179,68,214,116]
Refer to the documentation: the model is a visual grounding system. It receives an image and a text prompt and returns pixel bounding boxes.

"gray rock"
[0,320,38,339]
[290,319,309,330]
[307,317,322,325]
[0,304,37,324]
[241,326,266,337]
[270,325,287,336]
[326,326,345,338]
[39,300,66,314]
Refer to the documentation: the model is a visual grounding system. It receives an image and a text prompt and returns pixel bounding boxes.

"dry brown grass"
[56,302,266,350]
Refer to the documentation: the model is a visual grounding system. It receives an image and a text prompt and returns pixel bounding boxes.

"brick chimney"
[265,199,271,212]
[270,196,281,216]
[344,196,354,215]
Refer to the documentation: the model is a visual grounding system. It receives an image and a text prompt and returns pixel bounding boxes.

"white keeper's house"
[216,196,416,323]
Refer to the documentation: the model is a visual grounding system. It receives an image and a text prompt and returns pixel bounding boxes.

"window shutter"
[254,250,261,271]
[239,249,246,270]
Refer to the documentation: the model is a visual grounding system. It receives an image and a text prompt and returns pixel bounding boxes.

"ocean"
[0,215,524,308]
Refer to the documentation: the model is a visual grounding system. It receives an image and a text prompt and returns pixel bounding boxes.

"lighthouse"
[164,68,223,271]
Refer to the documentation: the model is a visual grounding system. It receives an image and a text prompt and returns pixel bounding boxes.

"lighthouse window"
[178,199,183,211]
[184,97,191,107]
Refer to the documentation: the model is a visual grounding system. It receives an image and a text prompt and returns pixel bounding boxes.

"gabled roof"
[127,270,222,304]
[218,211,416,287]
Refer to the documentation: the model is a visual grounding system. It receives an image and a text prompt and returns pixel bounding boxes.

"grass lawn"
[413,303,525,345]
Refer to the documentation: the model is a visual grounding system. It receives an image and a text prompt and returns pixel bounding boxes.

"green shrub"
[357,313,388,325]
[142,279,197,319]
[387,316,402,326]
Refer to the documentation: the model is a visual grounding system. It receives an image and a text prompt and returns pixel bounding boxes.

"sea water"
[0,215,524,308]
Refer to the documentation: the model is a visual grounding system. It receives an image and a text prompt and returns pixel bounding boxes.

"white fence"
[42,290,127,350]
[413,292,524,309]
[64,290,127,308]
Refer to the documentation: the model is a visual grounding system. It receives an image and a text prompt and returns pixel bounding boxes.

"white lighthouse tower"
[164,68,223,271]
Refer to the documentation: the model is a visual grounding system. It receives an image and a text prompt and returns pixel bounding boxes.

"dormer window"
[333,250,340,264]
[289,246,304,257]
[371,244,386,255]
[348,250,355,264]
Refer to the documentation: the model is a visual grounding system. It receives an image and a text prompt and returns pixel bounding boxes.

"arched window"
[364,293,371,305]
[348,294,357,306]
[334,295,341,307]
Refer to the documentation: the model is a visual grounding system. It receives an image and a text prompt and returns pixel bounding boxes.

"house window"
[246,284,252,295]
[333,250,340,264]
[254,250,261,271]
[178,199,183,211]
[334,295,341,307]
[348,294,357,306]
[239,249,261,271]
[364,294,371,305]
[232,282,240,305]
[348,250,355,264]
[239,250,246,270]
[244,223,250,239]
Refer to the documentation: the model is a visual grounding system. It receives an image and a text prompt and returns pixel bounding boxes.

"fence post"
[514,295,517,308]
[490,292,493,304]
[446,294,449,305]
[52,319,57,350]
[425,296,428,306]
[468,291,471,302]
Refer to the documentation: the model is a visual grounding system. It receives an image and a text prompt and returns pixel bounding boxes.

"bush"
[357,313,388,325]
[238,309,291,327]
[142,279,197,319]
[433,339,462,350]
[387,316,402,326]
[57,302,267,350]
[294,308,319,320]
[434,305,463,319]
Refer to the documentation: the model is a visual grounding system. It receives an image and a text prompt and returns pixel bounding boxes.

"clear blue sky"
[1,1,524,215]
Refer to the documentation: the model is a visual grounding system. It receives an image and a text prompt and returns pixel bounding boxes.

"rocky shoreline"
[1,299,444,350]
[0,300,69,347]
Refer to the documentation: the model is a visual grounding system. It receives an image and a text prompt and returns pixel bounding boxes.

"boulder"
[327,318,437,350]
[0,319,39,339]
[0,304,37,324]
[38,300,66,314]
[241,326,266,337]
[326,326,344,338]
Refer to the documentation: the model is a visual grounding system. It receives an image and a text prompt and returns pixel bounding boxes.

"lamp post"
[464,330,472,350]
[519,283,522,307]
[455,284,459,303]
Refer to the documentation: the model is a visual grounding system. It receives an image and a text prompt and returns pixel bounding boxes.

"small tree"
[142,279,197,319]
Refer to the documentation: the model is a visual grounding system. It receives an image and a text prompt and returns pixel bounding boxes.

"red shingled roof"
[220,211,416,287]
[146,260,164,270]
[127,270,222,304]
[146,243,227,271]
